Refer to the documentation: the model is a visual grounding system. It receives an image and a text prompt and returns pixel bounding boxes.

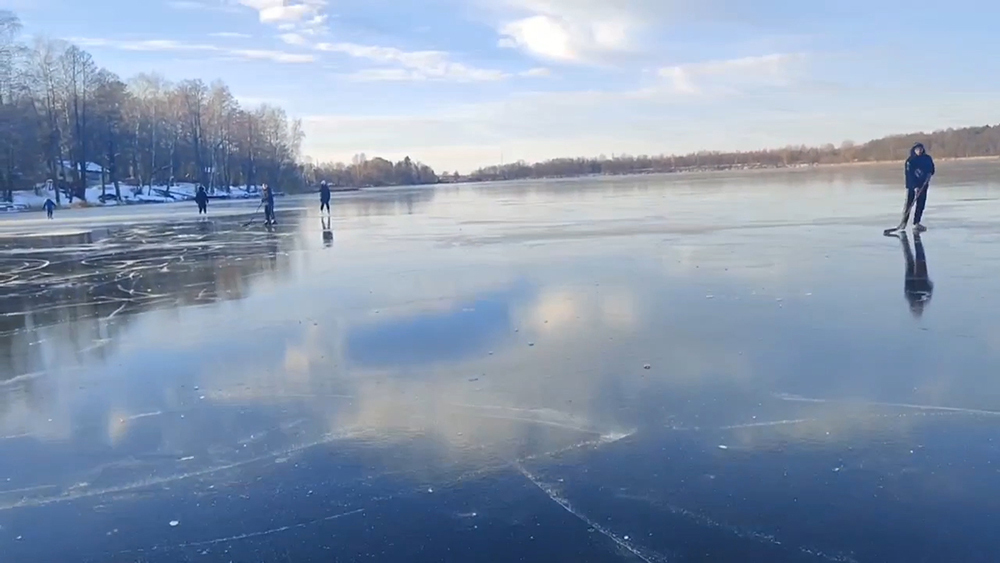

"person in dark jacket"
[897,231,933,318]
[43,198,56,219]
[903,143,935,231]
[319,181,331,215]
[262,184,276,226]
[195,186,209,214]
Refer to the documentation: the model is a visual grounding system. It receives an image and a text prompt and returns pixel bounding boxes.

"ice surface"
[2,164,1000,563]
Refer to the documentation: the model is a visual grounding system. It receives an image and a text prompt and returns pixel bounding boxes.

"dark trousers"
[198,203,207,214]
[46,210,53,219]
[320,201,330,213]
[265,204,275,223]
[905,185,929,224]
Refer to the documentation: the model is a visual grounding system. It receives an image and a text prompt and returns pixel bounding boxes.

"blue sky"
[12,0,1000,172]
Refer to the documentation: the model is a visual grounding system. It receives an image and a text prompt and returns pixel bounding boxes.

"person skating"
[903,143,935,231]
[43,198,56,219]
[319,181,331,215]
[195,186,209,215]
[262,184,276,226]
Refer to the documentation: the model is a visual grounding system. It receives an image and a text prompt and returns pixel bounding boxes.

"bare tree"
[60,45,98,201]
[175,79,208,187]
[0,11,37,202]
[28,37,69,203]
[93,69,128,201]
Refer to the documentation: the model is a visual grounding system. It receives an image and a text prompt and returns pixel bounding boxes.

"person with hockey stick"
[262,184,276,226]
[903,143,935,232]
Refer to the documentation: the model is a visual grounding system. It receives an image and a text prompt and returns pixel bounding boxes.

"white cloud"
[346,68,425,82]
[499,14,631,63]
[230,48,315,63]
[209,31,252,39]
[317,42,509,82]
[657,53,808,96]
[260,4,313,22]
[68,37,314,64]
[279,33,308,46]
[493,0,647,63]
[237,0,328,27]
[520,67,551,77]
[168,0,240,12]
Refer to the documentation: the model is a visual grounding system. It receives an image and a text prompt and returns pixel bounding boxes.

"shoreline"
[457,155,999,184]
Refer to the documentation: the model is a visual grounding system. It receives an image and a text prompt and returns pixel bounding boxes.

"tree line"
[467,125,1000,182]
[306,154,438,189]
[0,10,440,205]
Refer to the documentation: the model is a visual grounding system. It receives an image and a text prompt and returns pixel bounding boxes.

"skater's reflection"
[897,232,934,318]
[321,217,334,248]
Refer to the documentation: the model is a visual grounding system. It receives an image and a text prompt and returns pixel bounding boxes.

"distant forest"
[465,124,1000,182]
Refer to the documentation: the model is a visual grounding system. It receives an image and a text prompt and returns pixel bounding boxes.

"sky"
[11,0,1000,172]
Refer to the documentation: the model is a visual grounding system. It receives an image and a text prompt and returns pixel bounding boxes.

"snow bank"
[6,184,264,212]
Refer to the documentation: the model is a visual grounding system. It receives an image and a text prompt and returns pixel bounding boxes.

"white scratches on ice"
[118,508,365,555]
[77,337,113,355]
[0,370,46,386]
[472,412,602,434]
[517,465,666,563]
[448,429,637,486]
[0,430,363,512]
[0,484,58,496]
[120,411,163,422]
[447,402,604,435]
[519,429,637,463]
[0,433,30,441]
[775,393,1000,417]
[719,419,815,430]
[617,494,859,563]
[105,301,128,320]
[181,508,363,548]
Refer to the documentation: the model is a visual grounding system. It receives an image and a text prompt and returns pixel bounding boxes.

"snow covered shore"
[2,183,264,213]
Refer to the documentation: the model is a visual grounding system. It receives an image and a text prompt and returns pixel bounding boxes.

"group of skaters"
[196,181,333,227]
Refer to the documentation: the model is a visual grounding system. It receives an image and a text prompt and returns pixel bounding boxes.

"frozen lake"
[2,162,1000,562]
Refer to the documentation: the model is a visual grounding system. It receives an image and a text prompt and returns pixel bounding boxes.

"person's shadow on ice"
[321,217,334,248]
[888,231,934,318]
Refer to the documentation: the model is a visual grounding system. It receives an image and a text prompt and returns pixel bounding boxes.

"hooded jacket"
[905,143,935,189]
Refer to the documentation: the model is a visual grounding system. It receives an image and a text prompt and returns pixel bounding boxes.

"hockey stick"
[243,200,264,227]
[883,181,928,235]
